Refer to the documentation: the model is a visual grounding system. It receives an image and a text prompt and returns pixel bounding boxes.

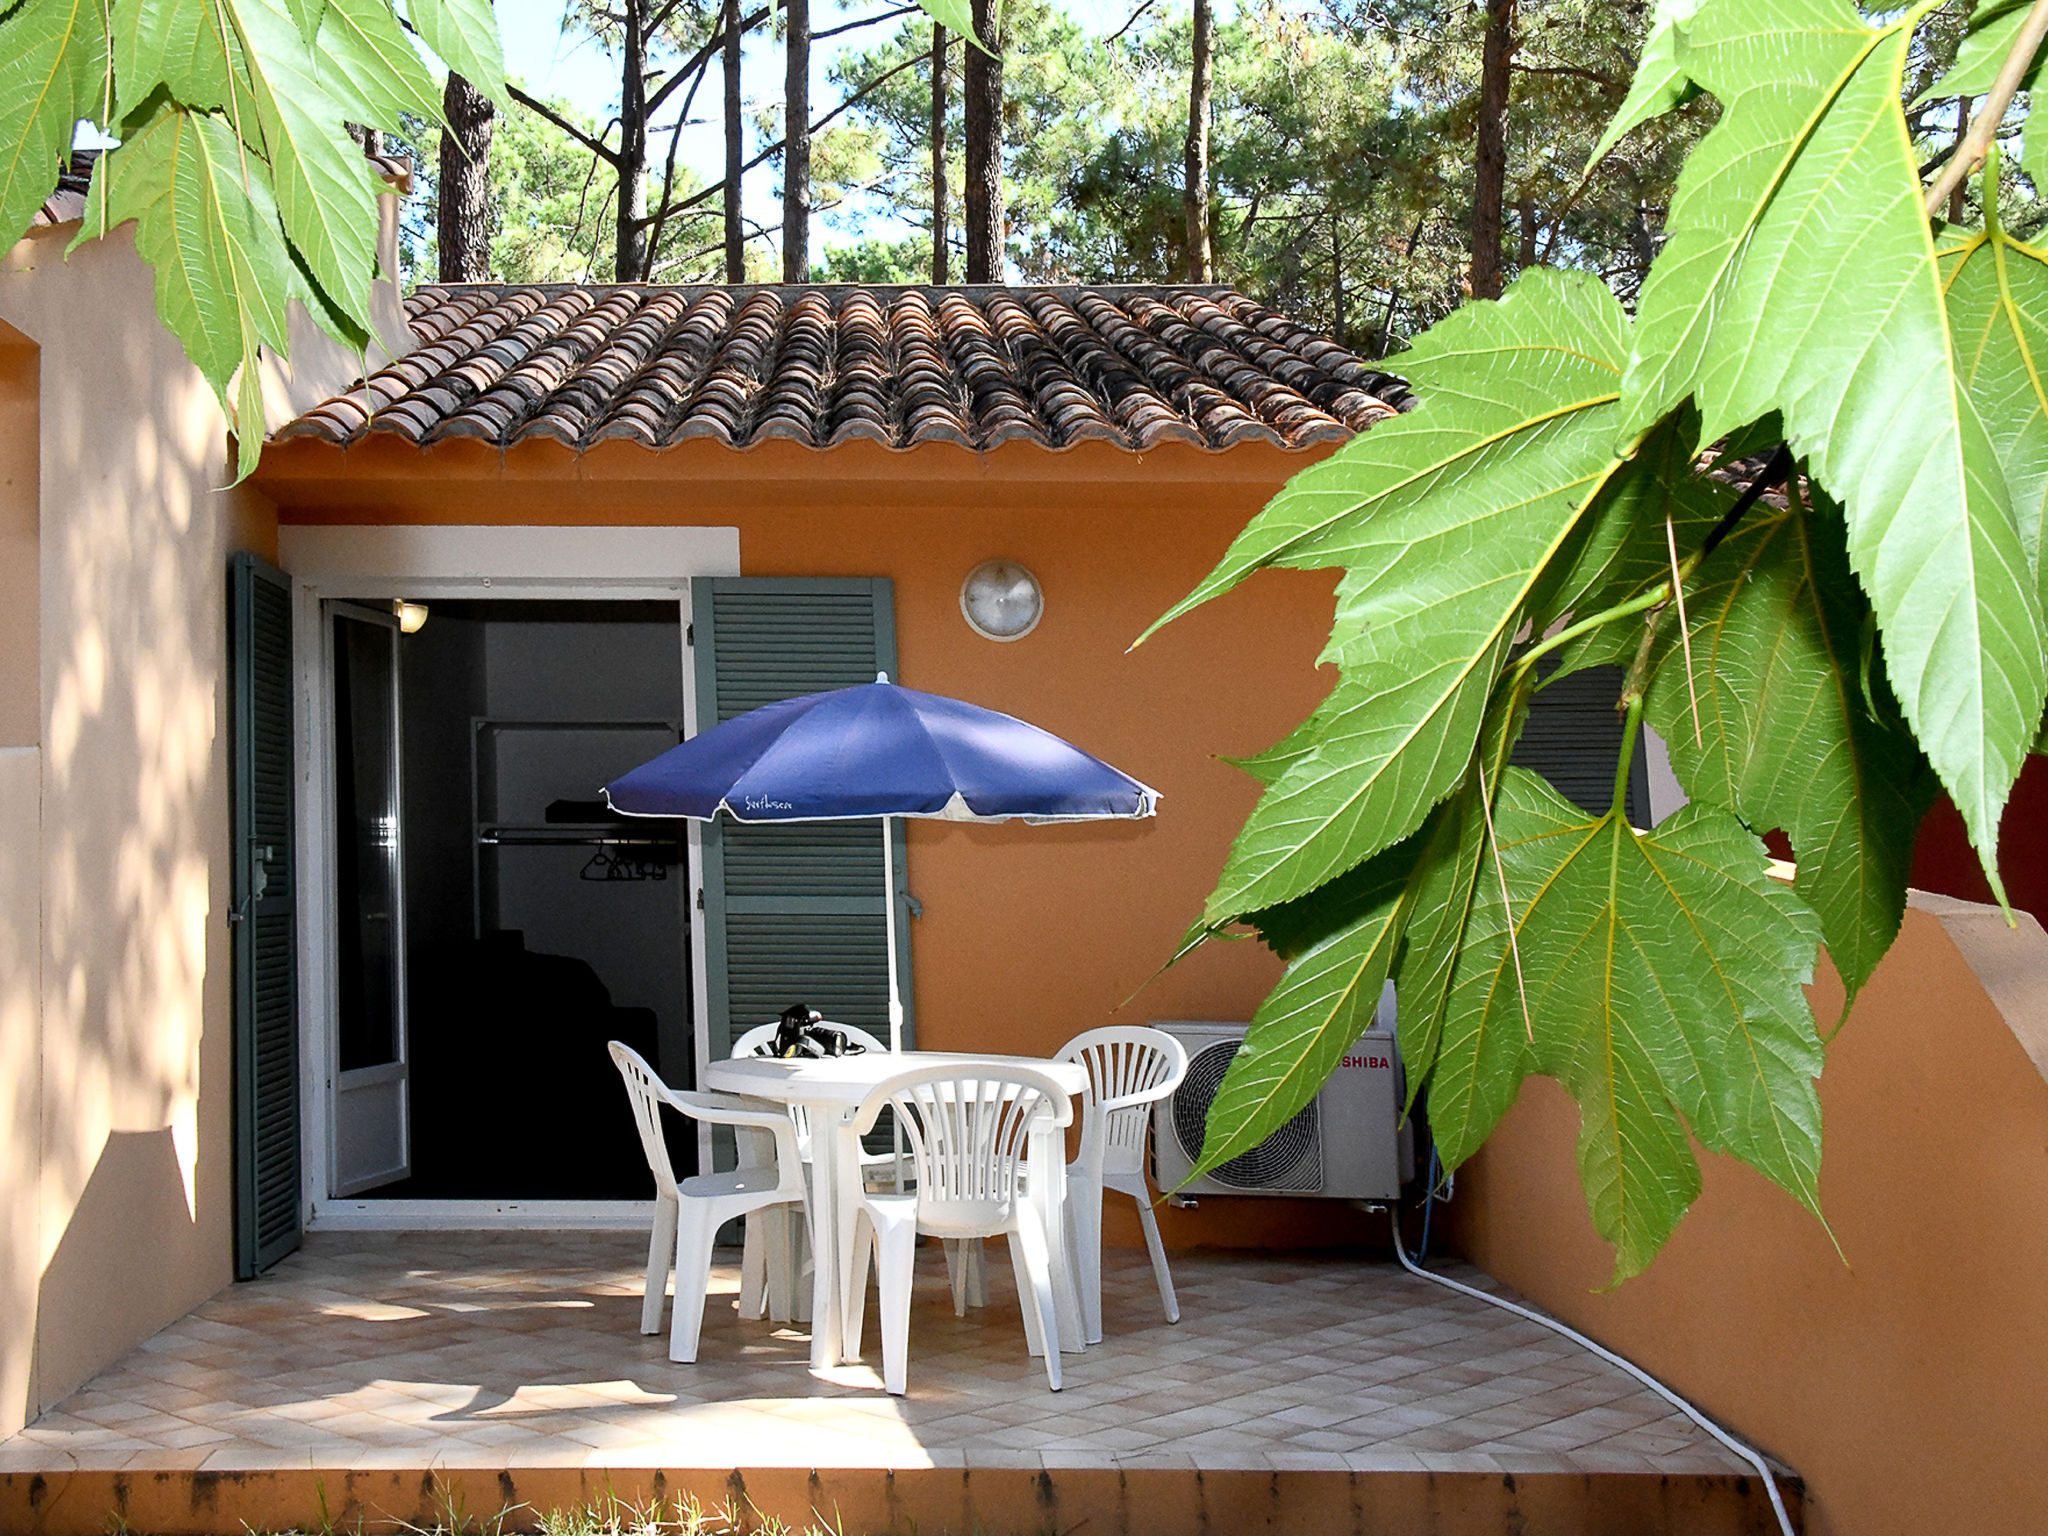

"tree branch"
[641,49,928,224]
[645,0,782,115]
[814,3,918,41]
[509,83,622,165]
[1925,0,2048,216]
[1700,442,1795,561]
[1107,0,1155,41]
[1509,62,1619,87]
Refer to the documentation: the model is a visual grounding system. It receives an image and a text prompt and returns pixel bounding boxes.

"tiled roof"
[276,283,1414,454]
[32,151,96,228]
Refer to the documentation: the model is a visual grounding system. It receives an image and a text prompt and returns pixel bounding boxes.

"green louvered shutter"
[694,578,914,1090]
[230,553,302,1277]
[1512,661,1652,824]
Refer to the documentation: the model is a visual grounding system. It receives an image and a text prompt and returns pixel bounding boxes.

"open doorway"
[329,597,691,1202]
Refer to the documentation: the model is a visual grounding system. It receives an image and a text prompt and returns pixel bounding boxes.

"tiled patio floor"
[2,1231,1748,1480]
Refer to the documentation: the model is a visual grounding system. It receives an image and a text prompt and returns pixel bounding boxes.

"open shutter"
[694,578,911,1076]
[1513,661,1652,824]
[230,553,302,1277]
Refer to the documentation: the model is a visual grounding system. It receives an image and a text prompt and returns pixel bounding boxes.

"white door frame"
[280,525,740,1232]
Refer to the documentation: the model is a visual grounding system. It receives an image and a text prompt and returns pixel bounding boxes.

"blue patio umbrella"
[602,675,1158,1051]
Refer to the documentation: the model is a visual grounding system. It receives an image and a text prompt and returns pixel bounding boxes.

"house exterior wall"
[267,459,1385,1250]
[0,220,366,1436]
[1449,890,2048,1536]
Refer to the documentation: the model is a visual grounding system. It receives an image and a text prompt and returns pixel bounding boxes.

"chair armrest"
[670,1089,804,1174]
[1096,1086,1172,1117]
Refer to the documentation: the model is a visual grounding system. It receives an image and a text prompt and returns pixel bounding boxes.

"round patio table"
[703,1050,1089,1374]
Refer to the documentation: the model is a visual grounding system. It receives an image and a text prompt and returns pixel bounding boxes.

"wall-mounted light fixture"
[960,560,1042,642]
[392,600,430,634]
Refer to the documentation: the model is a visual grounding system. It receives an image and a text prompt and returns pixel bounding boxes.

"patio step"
[1,1462,1798,1535]
[0,1236,1803,1535]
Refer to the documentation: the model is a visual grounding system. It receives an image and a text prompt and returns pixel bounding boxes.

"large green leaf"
[1639,491,1935,1000]
[1435,769,1825,1284]
[227,0,379,317]
[1182,271,1637,924]
[1923,0,2042,100]
[1622,0,2047,887]
[80,104,296,479]
[1191,686,1521,1181]
[314,0,444,132]
[112,0,242,111]
[0,0,102,243]
[407,0,510,110]
[1185,843,1416,1185]
[1943,216,2048,592]
[1586,0,1705,166]
[1530,406,1733,636]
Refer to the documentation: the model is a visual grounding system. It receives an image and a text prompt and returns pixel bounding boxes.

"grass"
[134,1485,947,1536]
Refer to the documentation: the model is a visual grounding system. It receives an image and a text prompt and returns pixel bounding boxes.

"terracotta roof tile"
[276,283,1413,452]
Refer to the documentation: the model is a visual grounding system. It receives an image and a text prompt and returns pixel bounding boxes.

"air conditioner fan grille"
[1173,1039,1320,1189]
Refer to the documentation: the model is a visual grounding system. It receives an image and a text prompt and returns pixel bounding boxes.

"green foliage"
[392,91,725,287]
[0,0,101,250]
[812,236,928,283]
[1158,0,2048,1281]
[1148,270,1635,923]
[840,0,1704,353]
[1437,771,1826,1284]
[1638,488,1938,1002]
[1622,0,2044,884]
[79,105,299,481]
[1,0,503,474]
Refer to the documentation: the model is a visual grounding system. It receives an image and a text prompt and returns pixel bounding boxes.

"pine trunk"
[964,0,1002,284]
[437,74,496,284]
[1469,0,1514,301]
[615,3,649,280]
[931,24,949,284]
[724,0,744,281]
[783,0,810,283]
[1183,0,1212,282]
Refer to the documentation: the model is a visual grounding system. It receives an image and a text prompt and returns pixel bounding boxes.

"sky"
[492,0,1166,257]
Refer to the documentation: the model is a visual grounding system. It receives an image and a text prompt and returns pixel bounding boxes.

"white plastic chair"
[608,1042,810,1362]
[838,1065,1074,1395]
[1056,1026,1189,1343]
[727,1019,895,1322]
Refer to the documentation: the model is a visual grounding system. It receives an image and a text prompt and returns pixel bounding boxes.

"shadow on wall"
[8,224,266,1414]
[36,1129,199,1393]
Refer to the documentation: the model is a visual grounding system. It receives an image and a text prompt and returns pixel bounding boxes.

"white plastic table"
[702,1050,1089,1374]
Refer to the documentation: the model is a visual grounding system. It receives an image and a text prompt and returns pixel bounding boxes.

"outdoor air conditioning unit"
[1150,989,1412,1202]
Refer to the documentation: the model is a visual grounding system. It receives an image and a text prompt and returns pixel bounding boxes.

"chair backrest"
[851,1065,1074,1235]
[609,1042,805,1200]
[1057,1026,1188,1178]
[729,1020,891,1058]
[609,1042,685,1201]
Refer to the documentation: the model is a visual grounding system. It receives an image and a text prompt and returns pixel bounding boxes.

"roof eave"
[253,431,1344,521]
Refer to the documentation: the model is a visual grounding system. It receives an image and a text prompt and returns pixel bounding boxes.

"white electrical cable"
[1388,1210,1796,1536]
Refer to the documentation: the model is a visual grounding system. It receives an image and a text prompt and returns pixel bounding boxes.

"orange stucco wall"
[264,442,1387,1250]
[1448,891,2048,1536]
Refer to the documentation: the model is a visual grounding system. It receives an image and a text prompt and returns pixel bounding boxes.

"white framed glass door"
[327,600,411,1195]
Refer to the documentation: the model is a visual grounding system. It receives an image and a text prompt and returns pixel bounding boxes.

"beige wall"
[0,220,318,1434]
[1449,891,2048,1536]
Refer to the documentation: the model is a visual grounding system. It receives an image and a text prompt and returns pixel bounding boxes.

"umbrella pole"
[882,815,904,1052]
[882,815,906,1187]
